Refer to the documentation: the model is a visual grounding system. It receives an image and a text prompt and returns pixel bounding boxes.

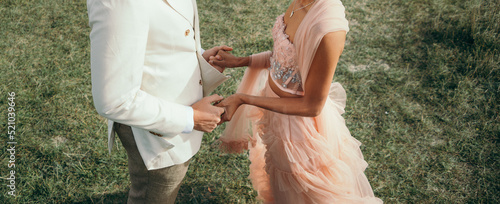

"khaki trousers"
[114,123,190,204]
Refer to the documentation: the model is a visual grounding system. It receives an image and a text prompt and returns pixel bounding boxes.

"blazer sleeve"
[88,0,194,135]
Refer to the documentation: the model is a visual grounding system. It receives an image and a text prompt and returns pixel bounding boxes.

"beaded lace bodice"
[269,14,304,95]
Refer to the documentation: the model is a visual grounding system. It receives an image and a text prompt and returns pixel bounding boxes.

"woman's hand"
[209,50,249,69]
[216,93,245,122]
[203,46,233,72]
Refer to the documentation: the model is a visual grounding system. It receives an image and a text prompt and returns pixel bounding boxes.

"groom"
[87,0,231,203]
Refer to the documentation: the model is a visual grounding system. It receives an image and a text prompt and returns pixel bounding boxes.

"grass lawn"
[0,0,498,203]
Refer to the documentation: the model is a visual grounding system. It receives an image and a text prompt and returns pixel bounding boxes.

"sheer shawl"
[219,0,349,152]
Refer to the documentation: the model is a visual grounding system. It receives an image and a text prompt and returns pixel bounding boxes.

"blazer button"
[199,80,202,85]
[185,29,190,36]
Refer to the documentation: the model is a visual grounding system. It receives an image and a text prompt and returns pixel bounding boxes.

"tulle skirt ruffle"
[219,69,382,204]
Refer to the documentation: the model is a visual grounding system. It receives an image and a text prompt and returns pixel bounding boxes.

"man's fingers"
[214,101,225,107]
[205,94,224,103]
[218,45,233,51]
[216,50,226,56]
[214,106,225,116]
[214,116,221,124]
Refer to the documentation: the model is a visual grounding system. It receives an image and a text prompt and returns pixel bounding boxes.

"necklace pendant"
[290,11,294,18]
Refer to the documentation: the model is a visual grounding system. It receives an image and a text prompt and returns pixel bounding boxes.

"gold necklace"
[290,0,317,18]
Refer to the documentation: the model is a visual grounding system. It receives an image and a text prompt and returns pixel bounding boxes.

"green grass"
[0,0,498,203]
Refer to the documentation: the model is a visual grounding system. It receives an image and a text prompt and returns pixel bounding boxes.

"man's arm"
[88,0,222,134]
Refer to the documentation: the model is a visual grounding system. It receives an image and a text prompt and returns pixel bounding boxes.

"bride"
[211,0,383,203]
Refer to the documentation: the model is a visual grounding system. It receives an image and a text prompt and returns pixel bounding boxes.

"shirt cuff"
[182,106,194,133]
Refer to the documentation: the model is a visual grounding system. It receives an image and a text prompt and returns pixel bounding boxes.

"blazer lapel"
[163,0,194,26]
[191,0,201,52]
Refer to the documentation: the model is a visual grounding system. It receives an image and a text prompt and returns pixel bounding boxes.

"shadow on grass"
[176,180,230,204]
[71,180,227,204]
[72,191,128,204]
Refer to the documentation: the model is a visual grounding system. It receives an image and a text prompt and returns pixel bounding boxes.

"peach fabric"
[268,14,304,95]
[249,51,272,69]
[219,0,382,203]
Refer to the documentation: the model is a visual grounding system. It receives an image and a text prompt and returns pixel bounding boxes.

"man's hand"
[192,94,225,132]
[202,46,233,72]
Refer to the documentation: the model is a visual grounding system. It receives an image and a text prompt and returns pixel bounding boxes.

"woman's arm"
[210,51,272,69]
[211,53,250,68]
[219,31,346,120]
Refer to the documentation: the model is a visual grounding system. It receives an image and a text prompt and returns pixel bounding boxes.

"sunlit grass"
[0,0,498,203]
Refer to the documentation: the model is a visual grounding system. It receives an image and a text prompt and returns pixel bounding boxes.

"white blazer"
[87,0,228,170]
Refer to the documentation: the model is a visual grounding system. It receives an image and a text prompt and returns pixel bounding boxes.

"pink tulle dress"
[219,0,383,203]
